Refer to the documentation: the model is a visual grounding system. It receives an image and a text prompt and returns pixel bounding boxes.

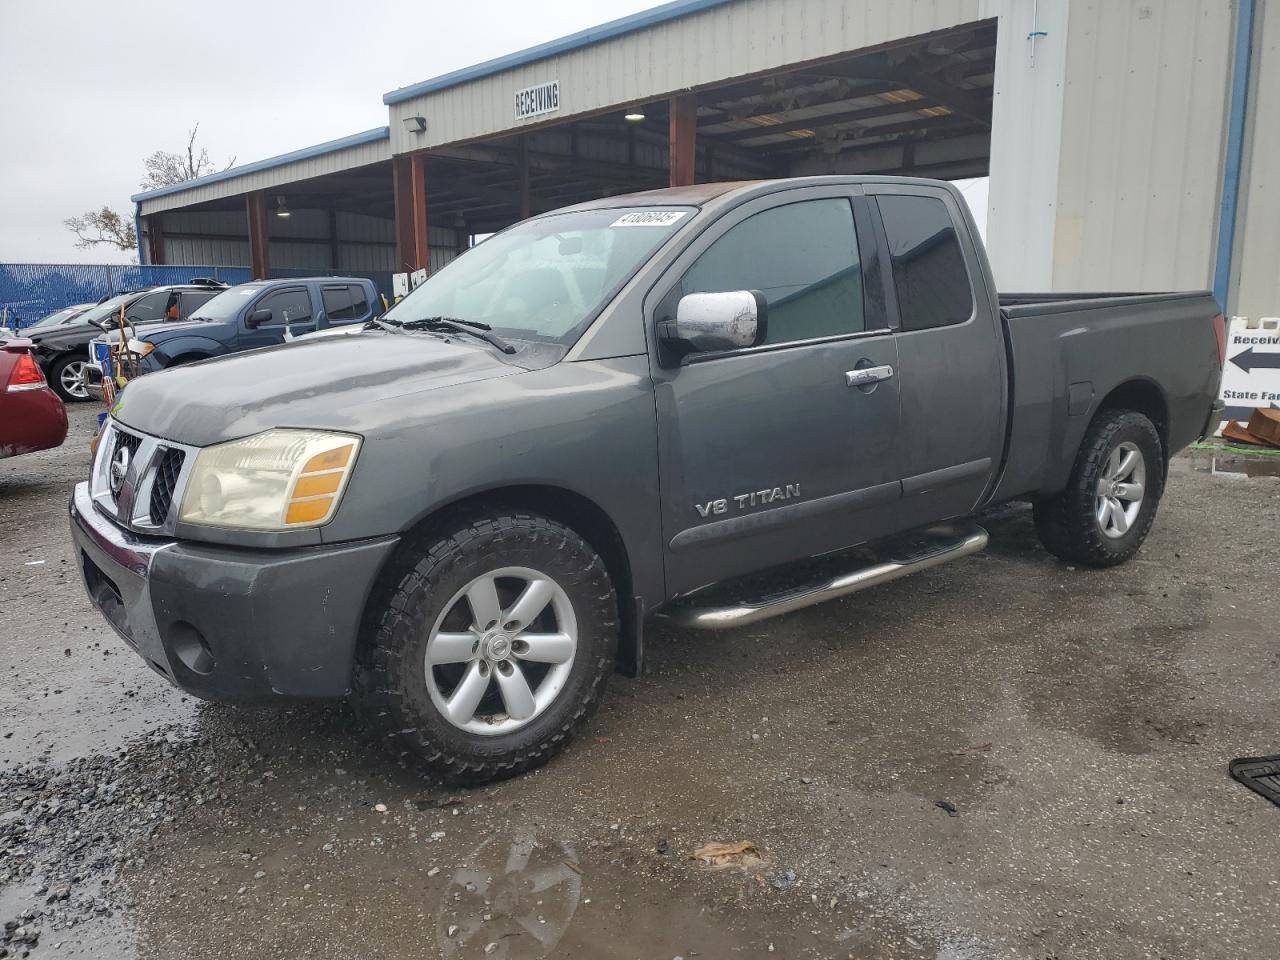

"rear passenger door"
[868,185,1005,522]
[650,185,904,595]
[319,284,373,329]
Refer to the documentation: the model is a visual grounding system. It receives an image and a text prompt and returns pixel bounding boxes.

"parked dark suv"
[85,277,379,392]
[30,281,227,401]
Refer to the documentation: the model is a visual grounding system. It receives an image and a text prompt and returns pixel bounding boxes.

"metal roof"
[381,0,737,105]
[131,127,391,203]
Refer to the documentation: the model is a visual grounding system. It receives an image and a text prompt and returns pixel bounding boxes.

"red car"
[1,338,68,459]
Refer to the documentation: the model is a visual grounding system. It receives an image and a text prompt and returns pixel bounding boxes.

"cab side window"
[322,285,370,321]
[125,292,169,323]
[876,195,973,331]
[181,291,217,319]
[678,198,865,346]
[255,288,312,325]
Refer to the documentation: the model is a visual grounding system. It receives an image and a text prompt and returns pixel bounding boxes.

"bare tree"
[64,124,235,256]
[63,207,137,252]
[139,123,236,190]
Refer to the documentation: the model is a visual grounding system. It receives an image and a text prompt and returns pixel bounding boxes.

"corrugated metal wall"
[387,0,985,154]
[983,0,1070,290]
[137,137,391,215]
[1052,0,1233,292]
[160,210,460,274]
[1232,0,1279,321]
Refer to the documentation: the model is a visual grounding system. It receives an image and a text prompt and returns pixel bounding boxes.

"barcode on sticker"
[611,211,688,227]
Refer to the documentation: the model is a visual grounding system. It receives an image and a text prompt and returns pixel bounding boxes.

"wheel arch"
[396,483,642,676]
[1094,377,1171,481]
[1096,378,1169,453]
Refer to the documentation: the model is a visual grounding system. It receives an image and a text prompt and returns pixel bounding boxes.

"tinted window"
[876,195,972,332]
[679,198,864,345]
[126,291,171,323]
[322,285,370,321]
[180,291,217,319]
[255,288,312,325]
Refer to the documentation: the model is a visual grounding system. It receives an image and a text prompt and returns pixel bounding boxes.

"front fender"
[150,335,228,367]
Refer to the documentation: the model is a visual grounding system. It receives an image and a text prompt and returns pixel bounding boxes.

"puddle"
[438,834,582,959]
[1173,454,1280,480]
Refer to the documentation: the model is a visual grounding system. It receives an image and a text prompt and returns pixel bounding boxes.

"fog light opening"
[169,621,215,675]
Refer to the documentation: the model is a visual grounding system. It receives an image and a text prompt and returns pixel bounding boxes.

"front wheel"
[354,512,618,784]
[1033,409,1165,567]
[48,353,90,402]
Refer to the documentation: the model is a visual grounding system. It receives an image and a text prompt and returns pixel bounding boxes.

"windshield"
[382,207,694,345]
[75,294,135,327]
[28,306,85,329]
[190,283,266,321]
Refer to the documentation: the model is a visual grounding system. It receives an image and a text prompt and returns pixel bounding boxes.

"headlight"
[178,429,361,531]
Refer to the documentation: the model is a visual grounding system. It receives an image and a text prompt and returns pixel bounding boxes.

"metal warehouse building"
[134,0,1275,323]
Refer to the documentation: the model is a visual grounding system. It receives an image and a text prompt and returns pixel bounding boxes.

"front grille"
[107,428,143,507]
[148,448,185,524]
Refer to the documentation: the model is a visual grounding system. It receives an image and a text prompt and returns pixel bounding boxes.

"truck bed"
[989,290,1222,504]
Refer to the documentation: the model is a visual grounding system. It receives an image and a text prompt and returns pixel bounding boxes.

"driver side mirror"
[247,308,273,329]
[659,290,768,358]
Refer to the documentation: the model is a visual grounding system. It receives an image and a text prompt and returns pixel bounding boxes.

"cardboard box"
[1246,408,1280,447]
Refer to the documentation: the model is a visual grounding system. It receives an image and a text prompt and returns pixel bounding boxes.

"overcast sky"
[0,0,986,265]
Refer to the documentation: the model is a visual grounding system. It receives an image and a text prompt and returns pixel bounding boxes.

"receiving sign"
[514,80,560,121]
[1219,316,1280,426]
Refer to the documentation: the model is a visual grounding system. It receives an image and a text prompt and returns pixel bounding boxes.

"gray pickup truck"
[70,177,1225,783]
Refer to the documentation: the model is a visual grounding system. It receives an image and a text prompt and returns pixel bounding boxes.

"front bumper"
[69,481,398,702]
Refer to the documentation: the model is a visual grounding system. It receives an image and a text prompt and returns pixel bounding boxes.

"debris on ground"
[935,800,959,817]
[948,742,993,757]
[690,841,768,872]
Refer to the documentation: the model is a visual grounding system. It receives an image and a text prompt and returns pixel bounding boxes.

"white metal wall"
[1232,0,1279,321]
[387,0,986,153]
[985,0,1235,293]
[137,137,391,216]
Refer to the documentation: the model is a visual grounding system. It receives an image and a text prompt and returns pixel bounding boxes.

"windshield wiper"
[391,315,517,354]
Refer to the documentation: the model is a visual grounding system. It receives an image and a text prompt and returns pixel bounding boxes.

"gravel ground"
[1,404,1278,960]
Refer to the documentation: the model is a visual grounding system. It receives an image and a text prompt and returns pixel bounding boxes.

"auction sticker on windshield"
[611,211,688,227]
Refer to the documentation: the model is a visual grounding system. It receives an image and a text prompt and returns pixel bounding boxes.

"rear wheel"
[49,353,89,402]
[354,512,618,784]
[1033,409,1164,567]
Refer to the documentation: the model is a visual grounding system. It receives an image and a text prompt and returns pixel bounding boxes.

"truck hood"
[112,330,525,447]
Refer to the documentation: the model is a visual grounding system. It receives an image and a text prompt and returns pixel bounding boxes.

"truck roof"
[553,175,961,215]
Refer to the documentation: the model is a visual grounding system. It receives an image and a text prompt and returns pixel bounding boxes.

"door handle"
[845,365,894,387]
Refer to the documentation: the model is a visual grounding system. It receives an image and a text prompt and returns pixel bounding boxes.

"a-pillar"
[393,153,430,273]
[246,191,270,280]
[669,93,697,187]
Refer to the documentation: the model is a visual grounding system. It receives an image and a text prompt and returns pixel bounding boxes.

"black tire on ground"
[48,353,89,402]
[1033,409,1165,568]
[353,511,618,785]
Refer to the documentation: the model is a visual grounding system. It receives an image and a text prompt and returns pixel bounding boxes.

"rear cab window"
[875,194,973,331]
[322,285,371,322]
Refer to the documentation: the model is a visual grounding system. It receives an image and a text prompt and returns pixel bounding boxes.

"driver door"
[240,286,316,349]
[648,186,904,596]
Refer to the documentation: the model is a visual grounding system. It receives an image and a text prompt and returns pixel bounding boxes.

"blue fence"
[0,263,395,329]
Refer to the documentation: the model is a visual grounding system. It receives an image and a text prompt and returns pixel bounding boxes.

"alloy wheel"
[425,566,578,736]
[1095,441,1146,539]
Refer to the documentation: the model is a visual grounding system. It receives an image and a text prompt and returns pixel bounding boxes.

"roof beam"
[710,97,943,144]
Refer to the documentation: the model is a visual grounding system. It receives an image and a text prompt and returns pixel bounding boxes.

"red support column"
[669,93,698,187]
[393,153,430,273]
[146,215,166,265]
[246,191,270,279]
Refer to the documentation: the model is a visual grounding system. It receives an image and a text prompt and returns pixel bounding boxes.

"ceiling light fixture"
[624,110,646,122]
[275,196,291,218]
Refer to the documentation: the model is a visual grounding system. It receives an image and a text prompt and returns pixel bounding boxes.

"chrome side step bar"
[663,523,989,630]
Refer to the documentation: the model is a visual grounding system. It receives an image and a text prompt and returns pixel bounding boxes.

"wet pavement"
[2,405,1278,959]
